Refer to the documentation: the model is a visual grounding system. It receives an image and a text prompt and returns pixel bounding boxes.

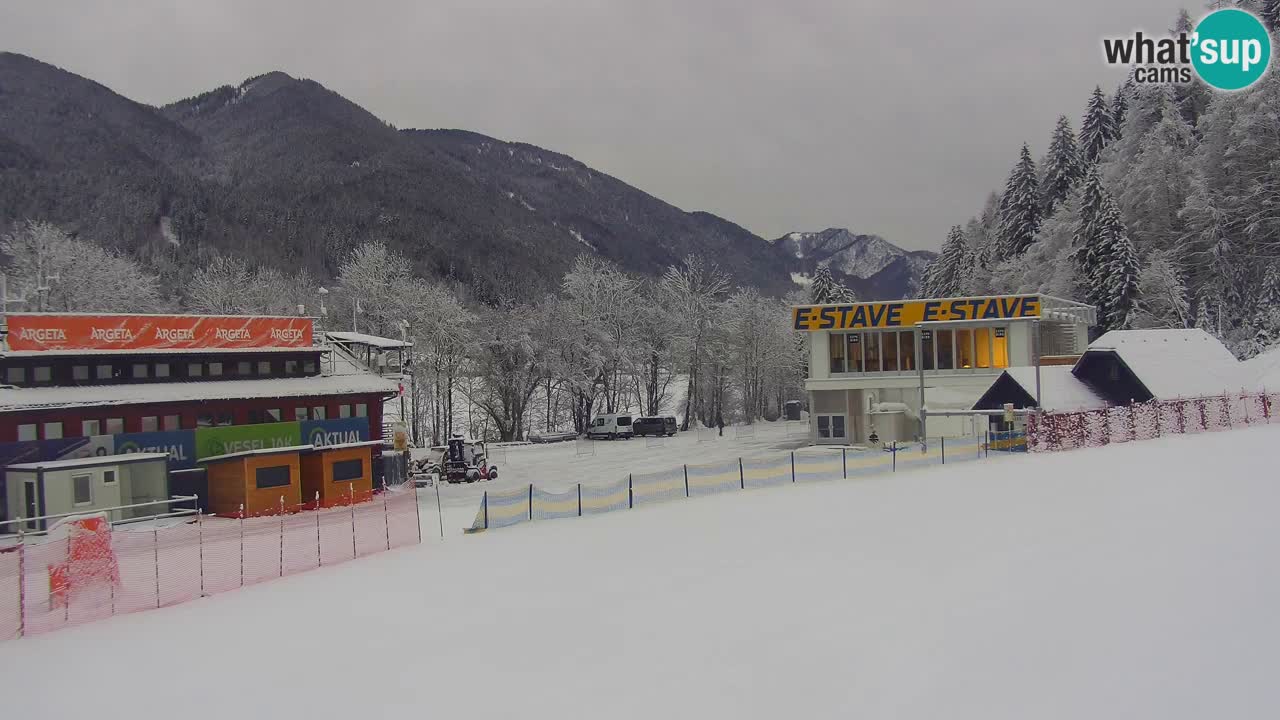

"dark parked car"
[632,416,677,437]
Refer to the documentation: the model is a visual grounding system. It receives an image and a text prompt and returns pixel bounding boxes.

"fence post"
[197,510,205,597]
[684,465,689,498]
[941,436,946,465]
[1264,390,1272,421]
[315,492,322,567]
[892,442,897,472]
[383,481,391,551]
[628,474,634,509]
[790,452,796,483]
[350,484,357,558]
[1223,393,1233,428]
[17,530,25,638]
[739,458,745,489]
[154,528,161,608]
[483,491,489,530]
[279,496,285,578]
[842,448,847,479]
[239,504,245,587]
[528,483,534,521]
[577,483,582,517]
[1154,401,1162,436]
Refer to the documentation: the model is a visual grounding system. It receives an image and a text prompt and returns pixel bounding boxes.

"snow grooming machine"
[444,433,499,484]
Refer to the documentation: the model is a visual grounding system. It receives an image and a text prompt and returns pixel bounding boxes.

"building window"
[105,418,124,435]
[255,465,292,489]
[956,329,975,369]
[73,365,89,381]
[197,413,214,428]
[355,404,368,418]
[864,332,882,373]
[922,331,936,371]
[103,470,116,485]
[295,407,308,421]
[43,422,63,440]
[17,424,36,442]
[72,474,93,505]
[217,411,233,426]
[898,331,915,372]
[882,331,899,373]
[6,367,25,384]
[816,414,846,440]
[163,415,181,431]
[267,408,282,422]
[332,458,364,482]
[33,366,52,383]
[975,328,992,369]
[936,330,955,370]
[828,334,846,374]
[155,363,171,379]
[303,360,317,373]
[339,404,352,418]
[82,419,101,436]
[188,363,203,378]
[311,406,326,420]
[96,364,113,380]
[238,361,252,376]
[258,361,272,375]
[209,362,223,377]
[285,360,299,375]
[133,363,149,379]
[141,416,159,432]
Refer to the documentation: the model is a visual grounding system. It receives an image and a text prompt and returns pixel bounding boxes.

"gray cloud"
[0,0,1190,249]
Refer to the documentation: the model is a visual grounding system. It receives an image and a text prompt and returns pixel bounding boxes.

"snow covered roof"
[1,346,326,358]
[1000,367,1107,411]
[0,372,399,413]
[1242,344,1280,391]
[326,332,412,349]
[1079,329,1243,400]
[6,452,169,472]
[199,445,314,464]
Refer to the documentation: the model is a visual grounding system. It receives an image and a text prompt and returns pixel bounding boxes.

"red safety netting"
[0,485,420,641]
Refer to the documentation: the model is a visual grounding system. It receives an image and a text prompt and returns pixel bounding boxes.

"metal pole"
[279,497,285,577]
[577,483,582,516]
[628,474,634,509]
[916,326,927,447]
[892,441,897,472]
[684,465,689,497]
[739,457,745,489]
[154,528,161,608]
[482,491,489,530]
[941,436,946,465]
[17,526,25,638]
[315,493,322,566]
[528,483,533,521]
[842,448,847,479]
[239,504,244,587]
[383,481,391,550]
[349,484,357,558]
[198,511,205,597]
[791,452,796,483]
[432,479,442,540]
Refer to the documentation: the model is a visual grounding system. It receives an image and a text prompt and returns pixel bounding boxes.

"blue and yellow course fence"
[466,433,1014,533]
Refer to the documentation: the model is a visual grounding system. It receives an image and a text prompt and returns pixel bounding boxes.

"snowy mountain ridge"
[774,228,935,300]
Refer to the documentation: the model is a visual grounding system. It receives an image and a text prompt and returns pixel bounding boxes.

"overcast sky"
[1,0,1191,251]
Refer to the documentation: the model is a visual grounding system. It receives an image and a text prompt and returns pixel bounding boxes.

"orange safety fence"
[0,485,420,641]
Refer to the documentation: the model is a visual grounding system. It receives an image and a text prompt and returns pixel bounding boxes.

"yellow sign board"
[792,295,1041,332]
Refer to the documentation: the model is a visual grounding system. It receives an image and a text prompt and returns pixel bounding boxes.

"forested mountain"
[920,5,1280,358]
[774,228,933,299]
[0,52,798,301]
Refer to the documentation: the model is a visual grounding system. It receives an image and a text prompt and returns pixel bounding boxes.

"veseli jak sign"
[792,295,1041,332]
[4,314,314,352]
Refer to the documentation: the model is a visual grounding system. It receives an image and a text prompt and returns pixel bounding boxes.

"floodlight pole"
[916,325,926,447]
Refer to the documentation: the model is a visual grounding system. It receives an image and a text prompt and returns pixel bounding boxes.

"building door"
[816,414,847,442]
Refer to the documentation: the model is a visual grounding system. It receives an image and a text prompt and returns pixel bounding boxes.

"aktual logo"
[90,326,135,342]
[1103,8,1271,91]
[155,327,196,342]
[309,427,361,447]
[215,327,252,341]
[18,327,66,342]
[271,327,303,342]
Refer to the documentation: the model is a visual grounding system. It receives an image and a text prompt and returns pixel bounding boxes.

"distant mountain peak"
[776,228,935,300]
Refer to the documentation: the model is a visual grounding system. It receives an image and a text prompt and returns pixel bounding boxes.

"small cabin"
[4,453,170,531]
[300,441,378,507]
[200,446,307,516]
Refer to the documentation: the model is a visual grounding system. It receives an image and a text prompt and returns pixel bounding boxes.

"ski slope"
[2,426,1278,719]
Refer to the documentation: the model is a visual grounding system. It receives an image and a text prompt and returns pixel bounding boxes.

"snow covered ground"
[2,425,1277,719]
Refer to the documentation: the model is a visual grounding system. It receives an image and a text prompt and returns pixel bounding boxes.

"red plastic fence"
[1026,391,1279,452]
[0,486,420,641]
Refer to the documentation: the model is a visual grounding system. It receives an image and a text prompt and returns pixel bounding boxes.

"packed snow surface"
[2,426,1278,719]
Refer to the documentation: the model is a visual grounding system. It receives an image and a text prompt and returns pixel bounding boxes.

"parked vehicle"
[443,434,499,483]
[632,416,677,437]
[586,414,634,440]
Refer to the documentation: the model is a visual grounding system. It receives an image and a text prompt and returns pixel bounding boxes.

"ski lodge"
[0,313,406,519]
[794,294,1096,444]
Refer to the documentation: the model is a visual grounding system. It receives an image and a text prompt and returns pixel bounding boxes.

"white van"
[587,414,634,440]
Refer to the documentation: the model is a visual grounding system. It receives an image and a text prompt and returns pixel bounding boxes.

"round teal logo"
[1192,9,1271,91]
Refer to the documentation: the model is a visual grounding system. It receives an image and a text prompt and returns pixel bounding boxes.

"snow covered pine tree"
[1040,116,1083,217]
[997,144,1041,258]
[1080,86,1118,164]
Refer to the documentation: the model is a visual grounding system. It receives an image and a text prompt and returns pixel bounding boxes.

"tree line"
[921,4,1280,358]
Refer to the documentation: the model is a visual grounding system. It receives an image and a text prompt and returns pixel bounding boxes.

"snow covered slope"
[5,426,1278,718]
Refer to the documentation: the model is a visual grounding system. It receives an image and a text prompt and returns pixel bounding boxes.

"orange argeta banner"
[5,314,314,352]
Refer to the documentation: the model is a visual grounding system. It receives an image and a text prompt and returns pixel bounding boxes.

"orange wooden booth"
[300,441,378,507]
[200,446,308,516]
